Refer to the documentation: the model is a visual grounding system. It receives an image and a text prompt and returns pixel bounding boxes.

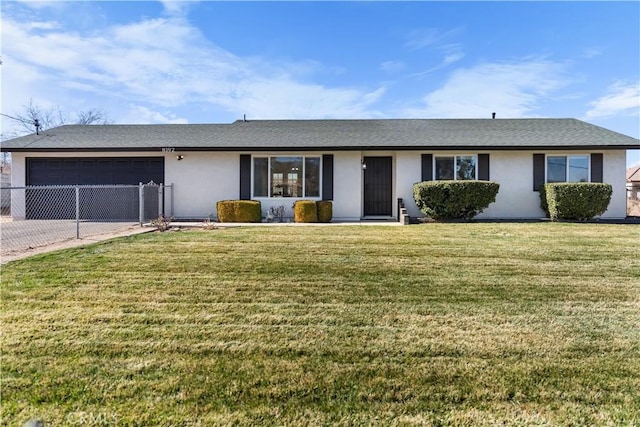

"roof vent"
[243,114,247,122]
[492,112,496,119]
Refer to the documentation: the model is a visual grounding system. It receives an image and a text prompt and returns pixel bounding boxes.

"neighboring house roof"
[627,166,640,182]
[1,118,639,152]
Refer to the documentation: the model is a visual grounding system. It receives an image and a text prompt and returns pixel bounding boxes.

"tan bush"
[316,201,333,223]
[293,200,318,223]
[216,200,262,223]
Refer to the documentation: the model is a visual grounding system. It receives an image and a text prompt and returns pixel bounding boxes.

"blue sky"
[1,1,639,165]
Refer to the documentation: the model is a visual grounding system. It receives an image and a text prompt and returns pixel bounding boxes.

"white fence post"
[75,186,80,239]
[139,182,144,226]
[158,183,164,217]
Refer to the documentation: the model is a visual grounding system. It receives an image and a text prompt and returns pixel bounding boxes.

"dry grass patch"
[2,223,639,426]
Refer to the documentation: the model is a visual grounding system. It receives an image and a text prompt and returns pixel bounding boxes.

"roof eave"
[2,144,637,152]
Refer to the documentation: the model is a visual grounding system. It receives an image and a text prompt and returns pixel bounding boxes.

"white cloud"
[442,50,465,67]
[12,0,63,10]
[583,81,640,120]
[1,9,384,128]
[405,27,464,51]
[215,80,385,119]
[411,46,465,76]
[159,0,199,17]
[380,60,406,74]
[405,58,569,118]
[404,28,465,76]
[125,105,189,124]
[580,47,602,59]
[26,21,61,30]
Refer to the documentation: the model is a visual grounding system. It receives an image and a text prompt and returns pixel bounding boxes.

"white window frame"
[545,154,590,183]
[252,155,322,199]
[433,154,478,180]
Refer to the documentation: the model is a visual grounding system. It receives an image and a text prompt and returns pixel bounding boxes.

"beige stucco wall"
[395,150,628,219]
[165,151,238,218]
[9,149,630,220]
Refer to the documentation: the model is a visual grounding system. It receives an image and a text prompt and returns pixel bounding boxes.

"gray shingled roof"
[2,118,638,151]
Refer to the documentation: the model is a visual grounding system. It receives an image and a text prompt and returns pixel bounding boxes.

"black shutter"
[322,154,334,200]
[591,153,603,183]
[239,154,251,200]
[421,154,433,181]
[533,153,545,191]
[478,154,490,181]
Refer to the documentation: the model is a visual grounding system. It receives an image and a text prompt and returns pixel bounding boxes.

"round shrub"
[216,200,262,223]
[540,183,612,221]
[294,200,318,223]
[412,180,500,220]
[316,201,333,223]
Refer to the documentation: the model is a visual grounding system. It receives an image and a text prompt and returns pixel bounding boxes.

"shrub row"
[540,183,612,221]
[216,182,611,223]
[216,200,333,223]
[216,200,262,223]
[412,180,500,220]
[294,200,333,223]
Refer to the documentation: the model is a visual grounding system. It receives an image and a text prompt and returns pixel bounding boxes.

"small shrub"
[268,205,286,223]
[412,180,500,220]
[202,217,218,230]
[151,215,173,232]
[216,200,262,223]
[294,200,318,223]
[541,183,612,221]
[317,201,333,223]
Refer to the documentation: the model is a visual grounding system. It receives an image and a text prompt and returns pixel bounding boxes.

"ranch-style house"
[2,118,638,220]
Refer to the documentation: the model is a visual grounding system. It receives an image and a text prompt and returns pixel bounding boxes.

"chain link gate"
[0,183,173,255]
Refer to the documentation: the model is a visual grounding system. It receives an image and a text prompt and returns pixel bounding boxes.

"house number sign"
[161,147,175,152]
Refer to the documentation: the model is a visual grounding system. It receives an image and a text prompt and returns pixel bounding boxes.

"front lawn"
[2,223,639,425]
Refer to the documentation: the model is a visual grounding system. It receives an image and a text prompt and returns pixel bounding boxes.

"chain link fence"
[0,183,173,256]
[628,183,640,217]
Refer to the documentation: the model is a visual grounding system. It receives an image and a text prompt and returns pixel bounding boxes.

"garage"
[27,157,165,186]
[26,157,165,220]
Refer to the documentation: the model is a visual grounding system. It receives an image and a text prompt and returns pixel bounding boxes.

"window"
[435,155,477,180]
[547,155,589,183]
[253,156,321,198]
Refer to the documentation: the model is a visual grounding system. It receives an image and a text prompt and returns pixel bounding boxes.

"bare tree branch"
[76,109,109,125]
[2,99,112,139]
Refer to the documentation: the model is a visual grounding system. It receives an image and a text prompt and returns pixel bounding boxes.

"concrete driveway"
[1,218,148,262]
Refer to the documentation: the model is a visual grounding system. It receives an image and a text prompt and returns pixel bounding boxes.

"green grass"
[2,223,639,426]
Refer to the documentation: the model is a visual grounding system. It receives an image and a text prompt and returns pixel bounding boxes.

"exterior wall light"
[176,155,184,161]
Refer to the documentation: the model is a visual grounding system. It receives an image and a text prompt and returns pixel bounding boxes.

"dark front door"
[364,156,392,216]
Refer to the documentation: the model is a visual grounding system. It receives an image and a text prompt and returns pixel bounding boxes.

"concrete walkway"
[0,224,153,264]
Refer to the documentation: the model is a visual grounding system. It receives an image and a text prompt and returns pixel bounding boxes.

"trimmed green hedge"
[413,180,500,220]
[293,200,318,223]
[539,185,550,218]
[216,200,262,223]
[316,201,333,223]
[540,183,612,221]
